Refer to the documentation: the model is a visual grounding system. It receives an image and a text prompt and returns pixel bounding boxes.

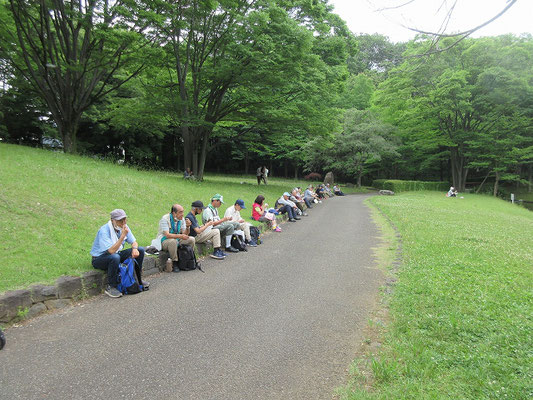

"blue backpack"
[117,258,144,294]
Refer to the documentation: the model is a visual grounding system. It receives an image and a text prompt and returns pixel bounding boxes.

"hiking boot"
[105,285,122,298]
[226,246,239,253]
[142,281,150,290]
[210,249,225,259]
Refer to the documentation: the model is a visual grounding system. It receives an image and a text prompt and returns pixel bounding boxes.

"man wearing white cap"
[202,194,240,253]
[90,209,146,298]
[224,199,257,246]
[277,192,300,222]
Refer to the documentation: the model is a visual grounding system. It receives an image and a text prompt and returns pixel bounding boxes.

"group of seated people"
[91,184,346,298]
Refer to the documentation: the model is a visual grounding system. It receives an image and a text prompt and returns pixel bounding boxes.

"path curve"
[0,194,384,400]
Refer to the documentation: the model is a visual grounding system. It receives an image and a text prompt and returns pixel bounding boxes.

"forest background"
[0,0,532,196]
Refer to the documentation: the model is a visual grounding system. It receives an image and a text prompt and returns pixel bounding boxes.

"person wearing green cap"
[202,194,240,253]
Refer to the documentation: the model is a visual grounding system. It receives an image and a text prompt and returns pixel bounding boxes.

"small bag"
[249,226,261,244]
[264,212,275,220]
[231,234,247,251]
[117,258,144,294]
[177,245,199,271]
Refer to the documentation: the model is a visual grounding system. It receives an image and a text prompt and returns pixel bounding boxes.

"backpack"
[117,257,144,294]
[231,234,247,251]
[177,245,199,271]
[249,226,261,244]
[0,328,5,350]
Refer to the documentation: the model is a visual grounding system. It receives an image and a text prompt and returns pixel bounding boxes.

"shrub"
[304,172,322,181]
[372,179,388,189]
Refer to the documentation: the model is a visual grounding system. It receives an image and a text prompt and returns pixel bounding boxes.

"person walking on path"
[90,209,146,298]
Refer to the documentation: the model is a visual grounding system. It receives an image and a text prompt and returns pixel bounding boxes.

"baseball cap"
[191,200,205,209]
[212,194,224,203]
[110,209,127,220]
[235,199,246,209]
[283,192,290,197]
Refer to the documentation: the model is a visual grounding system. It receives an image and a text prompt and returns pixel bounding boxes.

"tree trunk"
[294,164,298,179]
[244,151,249,175]
[357,173,362,188]
[58,118,78,154]
[284,162,288,178]
[475,170,491,194]
[527,164,533,193]
[493,171,500,197]
[450,148,468,191]
[197,128,212,181]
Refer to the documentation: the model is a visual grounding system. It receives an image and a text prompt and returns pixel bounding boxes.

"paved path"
[1,194,384,400]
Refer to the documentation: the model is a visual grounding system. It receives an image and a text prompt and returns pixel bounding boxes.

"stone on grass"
[379,190,395,196]
[0,290,33,322]
[324,171,334,186]
[30,285,58,303]
[56,276,83,299]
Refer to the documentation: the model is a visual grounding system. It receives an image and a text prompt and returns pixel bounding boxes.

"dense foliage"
[0,2,532,193]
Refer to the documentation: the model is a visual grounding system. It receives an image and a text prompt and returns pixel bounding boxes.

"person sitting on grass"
[446,186,458,197]
[155,204,195,272]
[203,194,240,253]
[224,199,257,246]
[183,168,194,180]
[186,200,226,260]
[91,209,147,298]
[252,195,281,232]
[333,184,345,196]
[277,192,300,222]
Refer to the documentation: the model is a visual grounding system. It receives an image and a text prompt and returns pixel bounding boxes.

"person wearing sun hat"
[90,209,147,298]
[202,194,240,253]
[224,199,257,247]
[277,192,300,222]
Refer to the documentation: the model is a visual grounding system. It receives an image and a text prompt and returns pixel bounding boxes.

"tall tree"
[0,0,156,152]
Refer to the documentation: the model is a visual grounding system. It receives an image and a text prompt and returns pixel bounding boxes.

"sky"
[328,0,533,42]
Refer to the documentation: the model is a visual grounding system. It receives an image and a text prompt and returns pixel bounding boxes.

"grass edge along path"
[338,192,532,400]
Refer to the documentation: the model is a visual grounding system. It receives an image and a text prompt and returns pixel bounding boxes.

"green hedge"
[372,179,449,192]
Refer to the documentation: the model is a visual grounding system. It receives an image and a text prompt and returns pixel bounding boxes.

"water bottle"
[165,258,173,273]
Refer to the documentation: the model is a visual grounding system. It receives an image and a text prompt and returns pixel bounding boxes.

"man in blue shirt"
[90,209,146,298]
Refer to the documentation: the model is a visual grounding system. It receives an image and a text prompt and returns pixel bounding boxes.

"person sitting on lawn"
[224,199,257,246]
[203,194,240,253]
[186,200,226,260]
[277,192,300,222]
[155,204,195,272]
[252,195,281,232]
[446,186,458,197]
[333,184,345,196]
[91,209,147,298]
[183,167,194,180]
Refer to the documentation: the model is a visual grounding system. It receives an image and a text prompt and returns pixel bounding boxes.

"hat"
[212,194,224,204]
[235,199,246,209]
[191,200,205,209]
[110,209,127,220]
[283,192,290,197]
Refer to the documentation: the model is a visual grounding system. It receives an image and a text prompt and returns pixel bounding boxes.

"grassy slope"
[340,192,532,399]
[0,144,365,293]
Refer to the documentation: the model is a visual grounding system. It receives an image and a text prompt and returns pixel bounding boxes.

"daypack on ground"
[117,257,144,294]
[177,245,199,271]
[231,234,247,251]
[249,226,261,244]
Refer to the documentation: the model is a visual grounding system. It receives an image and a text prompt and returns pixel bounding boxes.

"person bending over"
[186,200,226,259]
[277,192,300,222]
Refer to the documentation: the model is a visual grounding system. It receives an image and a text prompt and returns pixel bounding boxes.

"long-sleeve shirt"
[278,196,296,208]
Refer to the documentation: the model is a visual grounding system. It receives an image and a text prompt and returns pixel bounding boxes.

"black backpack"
[177,245,200,271]
[249,226,261,244]
[0,328,5,350]
[231,234,247,251]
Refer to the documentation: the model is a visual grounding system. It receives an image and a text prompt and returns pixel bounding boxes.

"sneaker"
[289,218,297,222]
[248,240,257,247]
[141,281,150,290]
[302,212,309,216]
[226,246,239,253]
[274,226,282,232]
[210,249,225,260]
[105,285,122,298]
[294,216,301,220]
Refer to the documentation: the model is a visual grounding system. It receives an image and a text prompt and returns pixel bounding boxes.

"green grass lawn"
[339,192,533,399]
[0,143,365,293]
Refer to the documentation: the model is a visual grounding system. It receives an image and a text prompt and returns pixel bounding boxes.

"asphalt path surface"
[1,194,384,400]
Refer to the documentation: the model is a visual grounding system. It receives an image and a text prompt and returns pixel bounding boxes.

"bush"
[372,179,449,192]
[304,172,322,181]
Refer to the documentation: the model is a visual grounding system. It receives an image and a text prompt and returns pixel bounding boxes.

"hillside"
[0,143,330,293]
